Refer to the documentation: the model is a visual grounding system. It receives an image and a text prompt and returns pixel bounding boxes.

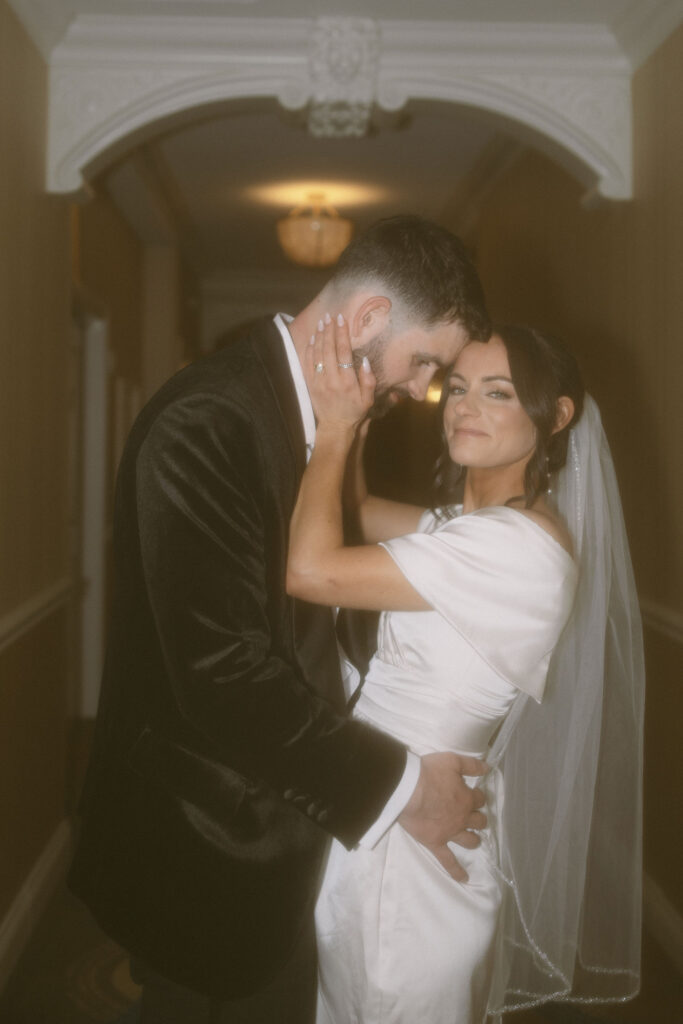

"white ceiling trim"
[612,0,683,69]
[47,15,633,198]
[51,15,632,68]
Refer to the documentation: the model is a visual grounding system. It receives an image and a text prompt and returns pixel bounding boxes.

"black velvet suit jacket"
[68,318,406,998]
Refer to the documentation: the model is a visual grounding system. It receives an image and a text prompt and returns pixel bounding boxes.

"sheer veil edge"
[486,396,645,1013]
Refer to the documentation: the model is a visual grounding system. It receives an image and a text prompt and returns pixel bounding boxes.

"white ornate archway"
[47,16,632,199]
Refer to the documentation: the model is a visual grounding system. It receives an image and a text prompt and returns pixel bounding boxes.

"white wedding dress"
[315,506,578,1024]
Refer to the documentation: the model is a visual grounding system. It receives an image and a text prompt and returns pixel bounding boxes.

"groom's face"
[353,320,470,418]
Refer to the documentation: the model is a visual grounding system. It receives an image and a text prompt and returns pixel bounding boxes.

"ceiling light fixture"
[248,180,386,208]
[277,193,353,268]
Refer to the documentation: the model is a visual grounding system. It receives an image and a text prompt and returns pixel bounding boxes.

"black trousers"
[133,920,318,1024]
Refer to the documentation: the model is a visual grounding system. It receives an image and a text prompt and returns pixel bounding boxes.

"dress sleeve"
[381,507,577,701]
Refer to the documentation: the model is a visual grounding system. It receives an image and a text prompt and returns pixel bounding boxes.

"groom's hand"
[397,752,488,882]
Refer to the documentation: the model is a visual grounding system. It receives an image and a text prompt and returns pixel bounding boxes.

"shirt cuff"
[357,750,421,849]
[337,639,360,703]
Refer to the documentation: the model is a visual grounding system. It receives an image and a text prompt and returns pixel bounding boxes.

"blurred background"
[0,1,681,1019]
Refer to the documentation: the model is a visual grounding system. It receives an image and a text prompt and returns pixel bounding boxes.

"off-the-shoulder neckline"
[450,504,576,563]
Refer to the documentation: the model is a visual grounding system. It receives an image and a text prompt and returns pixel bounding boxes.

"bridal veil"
[486,395,645,1013]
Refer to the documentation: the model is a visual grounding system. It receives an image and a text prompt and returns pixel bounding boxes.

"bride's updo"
[434,324,585,508]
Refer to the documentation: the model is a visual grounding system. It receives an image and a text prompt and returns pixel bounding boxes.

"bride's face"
[443,336,537,471]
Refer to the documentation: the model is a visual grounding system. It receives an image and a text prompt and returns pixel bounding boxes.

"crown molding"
[46,14,633,199]
[380,20,629,71]
[52,16,630,69]
[12,1,683,68]
[613,0,683,70]
[5,0,70,59]
[53,14,311,62]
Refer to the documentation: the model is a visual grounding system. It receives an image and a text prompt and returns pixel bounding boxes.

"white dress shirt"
[273,314,420,846]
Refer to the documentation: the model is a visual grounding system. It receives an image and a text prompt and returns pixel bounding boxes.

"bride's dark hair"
[433,325,585,509]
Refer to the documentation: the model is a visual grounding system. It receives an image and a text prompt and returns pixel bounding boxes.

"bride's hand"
[305,313,376,431]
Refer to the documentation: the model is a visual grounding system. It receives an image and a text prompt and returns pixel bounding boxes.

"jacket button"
[316,809,330,824]
[284,789,295,800]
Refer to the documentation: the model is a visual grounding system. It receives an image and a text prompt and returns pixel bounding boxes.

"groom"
[69,216,491,1023]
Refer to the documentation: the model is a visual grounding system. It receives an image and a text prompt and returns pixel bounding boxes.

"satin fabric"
[315,507,577,1024]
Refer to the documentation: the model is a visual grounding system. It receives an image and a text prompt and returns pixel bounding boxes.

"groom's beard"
[353,330,411,419]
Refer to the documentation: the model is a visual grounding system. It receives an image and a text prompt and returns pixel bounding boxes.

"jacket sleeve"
[134,391,406,847]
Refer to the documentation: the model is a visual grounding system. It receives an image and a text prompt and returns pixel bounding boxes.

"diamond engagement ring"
[314,362,325,374]
[337,362,354,369]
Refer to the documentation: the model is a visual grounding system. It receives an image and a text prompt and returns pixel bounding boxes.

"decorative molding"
[46,16,629,66]
[0,578,72,657]
[378,67,631,199]
[46,15,634,200]
[5,0,71,60]
[613,0,683,71]
[0,819,73,994]
[640,599,683,646]
[11,0,683,69]
[307,17,380,137]
[643,871,683,976]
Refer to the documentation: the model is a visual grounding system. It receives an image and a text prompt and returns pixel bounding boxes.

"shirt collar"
[273,313,316,453]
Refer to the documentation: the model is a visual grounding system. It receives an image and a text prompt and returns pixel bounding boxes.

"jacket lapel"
[250,317,307,486]
[248,317,345,711]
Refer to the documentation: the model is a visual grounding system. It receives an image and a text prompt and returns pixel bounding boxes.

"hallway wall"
[0,4,150,983]
[466,24,683,926]
[0,0,72,924]
[74,190,144,520]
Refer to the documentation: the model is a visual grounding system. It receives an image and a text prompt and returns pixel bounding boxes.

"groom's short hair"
[330,215,490,341]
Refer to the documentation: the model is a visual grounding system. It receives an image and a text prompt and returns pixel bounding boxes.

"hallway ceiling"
[103,97,501,278]
[10,0,683,294]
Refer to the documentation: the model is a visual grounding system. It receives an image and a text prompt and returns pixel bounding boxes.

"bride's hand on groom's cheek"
[305,312,376,429]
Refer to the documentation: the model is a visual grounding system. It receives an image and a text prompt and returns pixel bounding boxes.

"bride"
[287,318,644,1023]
